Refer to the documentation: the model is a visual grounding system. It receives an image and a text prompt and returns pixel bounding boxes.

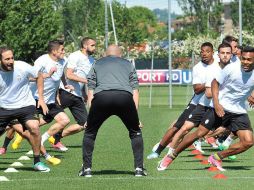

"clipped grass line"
[5,176,254,182]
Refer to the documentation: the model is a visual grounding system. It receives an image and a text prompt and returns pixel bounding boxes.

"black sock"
[3,137,12,149]
[34,155,40,165]
[131,135,144,169]
[155,144,166,155]
[54,131,63,145]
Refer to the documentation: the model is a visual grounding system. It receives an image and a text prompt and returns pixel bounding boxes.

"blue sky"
[116,0,183,15]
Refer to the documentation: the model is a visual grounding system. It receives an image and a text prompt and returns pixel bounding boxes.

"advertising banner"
[137,69,192,85]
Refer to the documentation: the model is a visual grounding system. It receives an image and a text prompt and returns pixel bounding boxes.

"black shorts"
[222,111,253,132]
[36,100,64,123]
[186,104,210,127]
[59,89,87,126]
[174,103,196,129]
[200,108,222,130]
[0,105,38,135]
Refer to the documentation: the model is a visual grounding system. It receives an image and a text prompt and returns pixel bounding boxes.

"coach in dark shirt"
[78,44,146,177]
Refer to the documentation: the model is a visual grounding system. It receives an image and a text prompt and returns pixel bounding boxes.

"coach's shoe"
[12,133,23,150]
[0,147,6,155]
[48,136,55,145]
[157,154,173,171]
[78,166,92,177]
[33,162,50,172]
[46,156,61,166]
[208,155,226,171]
[147,152,159,160]
[52,142,68,152]
[135,167,147,177]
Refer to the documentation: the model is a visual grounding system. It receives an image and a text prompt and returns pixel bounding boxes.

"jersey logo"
[188,114,192,118]
[205,119,209,124]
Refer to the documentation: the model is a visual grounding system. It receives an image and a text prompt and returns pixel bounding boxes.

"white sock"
[41,132,50,145]
[222,135,233,147]
[167,146,175,155]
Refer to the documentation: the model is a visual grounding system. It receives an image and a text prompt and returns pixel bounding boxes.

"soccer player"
[50,37,96,146]
[0,46,50,172]
[208,46,254,170]
[147,42,214,159]
[78,45,146,177]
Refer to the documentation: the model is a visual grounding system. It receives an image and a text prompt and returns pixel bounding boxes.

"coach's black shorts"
[186,104,210,127]
[174,103,196,129]
[222,111,253,132]
[59,89,87,126]
[36,100,64,123]
[0,105,38,135]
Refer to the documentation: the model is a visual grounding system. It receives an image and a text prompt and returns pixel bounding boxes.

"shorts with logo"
[186,104,210,127]
[59,89,87,126]
[36,100,64,123]
[174,103,197,129]
[222,111,253,132]
[200,108,222,130]
[0,105,38,135]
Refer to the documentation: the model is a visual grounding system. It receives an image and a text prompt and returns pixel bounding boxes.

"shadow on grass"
[92,170,133,176]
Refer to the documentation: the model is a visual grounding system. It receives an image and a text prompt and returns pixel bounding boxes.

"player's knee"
[243,140,254,149]
[29,126,40,136]
[59,117,70,126]
[129,130,142,139]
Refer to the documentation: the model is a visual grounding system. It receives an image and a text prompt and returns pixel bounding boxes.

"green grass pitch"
[1,86,254,190]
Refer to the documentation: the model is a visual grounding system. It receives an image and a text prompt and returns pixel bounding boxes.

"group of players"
[1,35,254,175]
[0,37,96,172]
[147,35,254,172]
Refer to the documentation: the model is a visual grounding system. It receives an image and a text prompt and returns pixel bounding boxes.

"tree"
[231,0,254,35]
[175,0,223,38]
[0,0,62,62]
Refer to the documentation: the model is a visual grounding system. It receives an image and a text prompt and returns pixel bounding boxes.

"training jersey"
[32,54,66,104]
[198,61,220,107]
[190,61,211,105]
[216,61,254,114]
[0,61,37,109]
[62,50,92,98]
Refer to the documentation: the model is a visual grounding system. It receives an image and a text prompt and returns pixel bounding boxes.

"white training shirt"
[63,50,92,98]
[198,61,220,107]
[0,61,37,109]
[216,61,254,114]
[32,54,66,104]
[190,61,212,105]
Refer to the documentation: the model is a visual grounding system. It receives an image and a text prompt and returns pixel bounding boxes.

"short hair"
[218,43,232,52]
[242,46,254,53]
[80,37,95,48]
[201,42,213,50]
[0,46,13,61]
[222,35,238,44]
[47,40,64,53]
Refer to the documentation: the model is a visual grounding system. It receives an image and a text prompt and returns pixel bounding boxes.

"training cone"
[191,150,201,155]
[213,173,227,179]
[194,154,205,160]
[208,166,219,171]
[200,160,209,165]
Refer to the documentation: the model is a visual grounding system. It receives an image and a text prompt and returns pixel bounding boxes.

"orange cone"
[208,166,219,171]
[200,160,209,165]
[191,149,201,155]
[213,173,227,179]
[194,154,205,160]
